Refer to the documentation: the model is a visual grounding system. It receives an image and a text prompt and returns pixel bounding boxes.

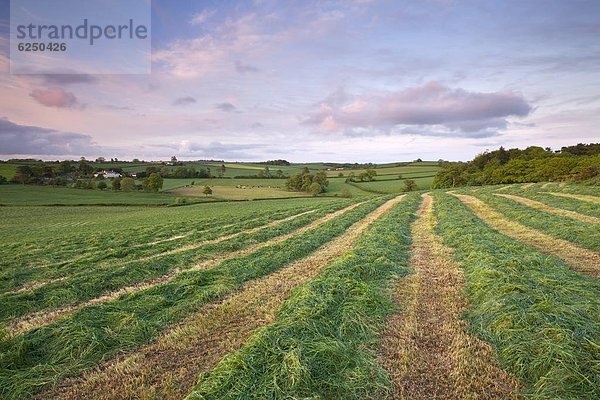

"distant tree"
[415,158,423,162]
[78,160,94,176]
[112,177,121,191]
[276,169,284,178]
[41,166,54,178]
[403,179,418,192]
[145,173,163,192]
[309,182,322,196]
[171,156,178,163]
[345,172,356,182]
[120,177,136,192]
[286,170,328,194]
[13,165,34,184]
[338,172,344,177]
[257,170,265,178]
[358,172,368,181]
[97,181,108,190]
[132,158,140,163]
[203,185,213,196]
[0,175,7,184]
[365,169,377,181]
[398,174,403,180]
[95,157,106,163]
[263,166,271,178]
[58,160,74,175]
[219,164,227,177]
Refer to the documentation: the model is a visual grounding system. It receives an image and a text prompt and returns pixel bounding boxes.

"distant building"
[94,170,121,179]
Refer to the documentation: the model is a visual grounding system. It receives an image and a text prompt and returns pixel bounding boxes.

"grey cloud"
[215,102,237,112]
[173,96,197,106]
[39,74,98,86]
[303,82,531,137]
[234,60,259,73]
[0,117,101,156]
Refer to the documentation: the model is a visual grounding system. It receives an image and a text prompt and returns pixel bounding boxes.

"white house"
[94,170,121,179]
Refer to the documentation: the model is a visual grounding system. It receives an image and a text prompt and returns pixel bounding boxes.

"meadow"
[0,177,598,399]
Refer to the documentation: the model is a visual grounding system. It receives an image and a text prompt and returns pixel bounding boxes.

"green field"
[0,179,598,399]
[0,185,181,206]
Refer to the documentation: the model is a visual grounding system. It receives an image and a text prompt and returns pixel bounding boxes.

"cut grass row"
[0,197,388,399]
[0,202,352,330]
[500,187,600,218]
[186,193,421,399]
[432,192,600,399]
[466,191,599,252]
[38,195,408,400]
[495,193,599,224]
[0,204,330,294]
[1,199,349,285]
[6,203,363,336]
[452,192,600,278]
[379,194,519,399]
[0,197,337,266]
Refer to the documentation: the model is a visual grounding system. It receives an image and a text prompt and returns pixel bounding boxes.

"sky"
[0,0,599,162]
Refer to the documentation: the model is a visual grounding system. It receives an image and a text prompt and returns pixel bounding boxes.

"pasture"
[0,181,598,399]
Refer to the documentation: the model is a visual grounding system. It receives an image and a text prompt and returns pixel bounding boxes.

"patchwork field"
[0,181,598,399]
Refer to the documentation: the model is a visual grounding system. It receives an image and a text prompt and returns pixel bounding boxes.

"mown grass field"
[0,181,598,399]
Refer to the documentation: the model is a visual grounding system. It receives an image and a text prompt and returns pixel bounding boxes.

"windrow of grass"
[186,193,421,400]
[432,192,600,399]
[540,183,600,196]
[464,190,599,252]
[1,203,337,292]
[0,205,326,295]
[0,201,351,327]
[0,198,338,272]
[0,197,387,399]
[501,187,600,218]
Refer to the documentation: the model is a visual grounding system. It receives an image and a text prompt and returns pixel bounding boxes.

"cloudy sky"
[1,0,599,162]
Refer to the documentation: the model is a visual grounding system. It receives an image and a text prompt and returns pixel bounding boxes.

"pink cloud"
[303,82,532,136]
[30,87,80,108]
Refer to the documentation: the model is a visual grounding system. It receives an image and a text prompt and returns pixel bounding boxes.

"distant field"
[0,164,18,179]
[170,184,309,200]
[0,185,181,206]
[326,163,439,178]
[351,175,436,192]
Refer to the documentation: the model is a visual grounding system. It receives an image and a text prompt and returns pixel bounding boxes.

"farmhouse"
[94,170,121,179]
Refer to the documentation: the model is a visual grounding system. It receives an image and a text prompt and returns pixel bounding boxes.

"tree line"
[432,143,600,188]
